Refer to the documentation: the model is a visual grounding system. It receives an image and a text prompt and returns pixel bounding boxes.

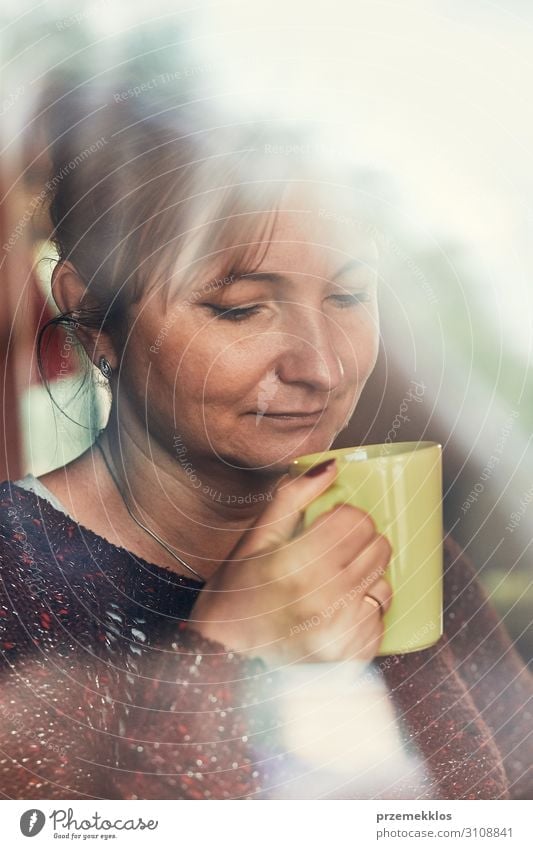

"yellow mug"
[289,441,443,655]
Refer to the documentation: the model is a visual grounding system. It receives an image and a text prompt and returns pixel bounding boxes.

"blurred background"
[0,0,531,662]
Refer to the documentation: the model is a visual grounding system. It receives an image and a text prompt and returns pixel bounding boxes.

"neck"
[97,405,282,581]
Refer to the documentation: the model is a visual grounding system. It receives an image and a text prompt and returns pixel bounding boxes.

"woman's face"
[121,185,380,475]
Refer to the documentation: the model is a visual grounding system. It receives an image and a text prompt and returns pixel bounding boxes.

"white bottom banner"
[2,799,531,848]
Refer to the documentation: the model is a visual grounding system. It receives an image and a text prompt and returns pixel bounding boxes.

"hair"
[36,82,372,431]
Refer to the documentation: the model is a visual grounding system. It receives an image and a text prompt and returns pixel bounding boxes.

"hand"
[189,459,393,665]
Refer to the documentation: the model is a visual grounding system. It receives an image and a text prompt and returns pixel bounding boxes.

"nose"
[274,307,344,392]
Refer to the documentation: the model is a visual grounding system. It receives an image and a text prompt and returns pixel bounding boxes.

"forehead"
[161,178,379,307]
[257,182,378,276]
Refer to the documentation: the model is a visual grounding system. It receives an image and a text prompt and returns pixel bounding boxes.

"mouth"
[246,409,327,425]
[264,410,324,417]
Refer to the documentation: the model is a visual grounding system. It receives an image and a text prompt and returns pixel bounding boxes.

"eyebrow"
[227,258,367,287]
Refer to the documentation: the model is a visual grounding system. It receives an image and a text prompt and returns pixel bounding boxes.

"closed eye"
[205,292,371,322]
[331,292,371,307]
[205,304,263,322]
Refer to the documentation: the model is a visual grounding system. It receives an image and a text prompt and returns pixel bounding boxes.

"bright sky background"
[190,0,533,357]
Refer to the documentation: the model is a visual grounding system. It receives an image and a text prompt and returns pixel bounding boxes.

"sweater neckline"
[4,480,206,590]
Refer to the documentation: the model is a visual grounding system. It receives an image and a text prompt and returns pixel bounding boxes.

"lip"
[246,409,326,424]
[264,409,325,417]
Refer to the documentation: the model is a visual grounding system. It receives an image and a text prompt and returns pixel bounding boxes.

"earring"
[98,356,113,380]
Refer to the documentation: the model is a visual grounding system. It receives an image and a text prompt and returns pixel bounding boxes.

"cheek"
[357,326,380,374]
[338,312,380,380]
[179,331,259,404]
[169,308,379,404]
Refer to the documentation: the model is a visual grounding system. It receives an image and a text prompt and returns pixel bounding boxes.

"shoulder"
[0,478,49,544]
[0,478,65,591]
[0,479,78,666]
[0,479,34,548]
[0,482,43,660]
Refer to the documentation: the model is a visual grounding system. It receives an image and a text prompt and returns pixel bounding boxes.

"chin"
[248,435,338,472]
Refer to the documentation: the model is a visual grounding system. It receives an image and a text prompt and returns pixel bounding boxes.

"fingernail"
[304,458,336,477]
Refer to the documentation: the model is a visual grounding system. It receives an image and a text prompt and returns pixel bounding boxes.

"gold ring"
[363,593,384,617]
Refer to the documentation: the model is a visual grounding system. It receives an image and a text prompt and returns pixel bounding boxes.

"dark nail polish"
[304,458,336,477]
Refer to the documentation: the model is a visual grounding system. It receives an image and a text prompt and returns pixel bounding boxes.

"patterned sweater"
[0,479,531,800]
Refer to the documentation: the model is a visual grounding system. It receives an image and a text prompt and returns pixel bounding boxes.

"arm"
[87,624,289,800]
[0,624,292,800]
[442,534,533,799]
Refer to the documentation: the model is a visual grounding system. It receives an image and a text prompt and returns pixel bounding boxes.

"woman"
[0,90,531,800]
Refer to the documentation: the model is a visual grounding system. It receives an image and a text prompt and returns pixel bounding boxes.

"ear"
[50,261,118,370]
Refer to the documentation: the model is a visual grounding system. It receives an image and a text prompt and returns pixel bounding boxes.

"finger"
[338,534,393,593]
[359,577,393,615]
[234,458,339,555]
[347,532,392,580]
[292,504,379,574]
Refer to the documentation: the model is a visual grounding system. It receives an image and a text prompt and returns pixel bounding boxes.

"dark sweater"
[0,480,531,800]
